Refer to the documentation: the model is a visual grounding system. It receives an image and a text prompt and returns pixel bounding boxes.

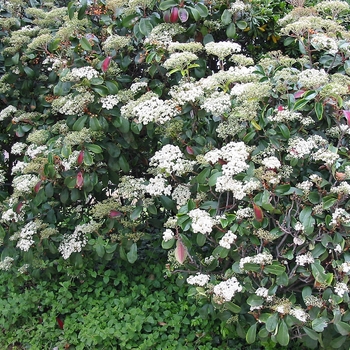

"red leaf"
[16,202,23,214]
[163,10,171,23]
[170,7,179,23]
[77,150,84,165]
[294,90,305,99]
[277,105,284,112]
[76,171,84,189]
[101,56,112,72]
[343,110,350,126]
[109,210,122,218]
[56,317,64,330]
[186,146,194,155]
[174,240,187,265]
[253,203,264,222]
[34,181,42,193]
[178,8,189,23]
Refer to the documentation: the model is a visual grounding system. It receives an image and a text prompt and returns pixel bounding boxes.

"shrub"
[1,0,350,349]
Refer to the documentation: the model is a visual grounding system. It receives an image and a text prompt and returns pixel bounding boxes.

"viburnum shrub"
[0,0,350,349]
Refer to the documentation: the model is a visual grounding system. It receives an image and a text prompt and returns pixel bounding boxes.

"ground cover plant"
[1,0,350,348]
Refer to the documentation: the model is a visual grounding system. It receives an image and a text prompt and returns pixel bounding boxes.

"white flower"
[101,95,120,110]
[187,273,210,286]
[11,142,27,155]
[296,252,314,266]
[219,230,237,249]
[334,282,349,297]
[339,262,350,273]
[163,229,174,242]
[188,208,216,235]
[213,277,242,302]
[12,174,41,194]
[0,105,17,121]
[70,66,100,80]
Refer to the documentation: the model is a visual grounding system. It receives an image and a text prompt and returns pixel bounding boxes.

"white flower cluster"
[163,52,198,71]
[187,273,210,286]
[113,176,146,201]
[188,208,216,235]
[0,256,14,271]
[169,80,204,106]
[145,174,172,197]
[130,81,148,93]
[70,67,100,80]
[331,182,350,195]
[339,261,350,273]
[298,69,329,89]
[229,0,251,13]
[287,135,327,159]
[26,144,48,159]
[1,207,24,223]
[213,277,242,302]
[149,145,195,176]
[101,95,120,110]
[296,181,313,194]
[311,33,338,55]
[132,96,177,124]
[12,174,41,194]
[205,41,241,61]
[62,150,80,171]
[172,184,191,208]
[312,148,339,165]
[262,156,281,169]
[236,207,254,220]
[219,230,237,249]
[16,221,39,251]
[330,208,350,226]
[240,252,273,269]
[201,91,231,116]
[51,91,94,116]
[162,229,174,242]
[296,252,314,266]
[0,105,17,121]
[334,282,349,297]
[11,142,27,155]
[58,221,100,259]
[290,308,309,323]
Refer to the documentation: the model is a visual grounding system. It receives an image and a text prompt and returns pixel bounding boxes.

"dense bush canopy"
[1,0,350,348]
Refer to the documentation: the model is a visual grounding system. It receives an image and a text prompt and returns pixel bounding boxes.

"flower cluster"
[187,273,210,286]
[213,277,242,302]
[188,208,216,235]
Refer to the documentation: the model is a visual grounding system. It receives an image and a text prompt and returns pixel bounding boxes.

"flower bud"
[253,203,264,222]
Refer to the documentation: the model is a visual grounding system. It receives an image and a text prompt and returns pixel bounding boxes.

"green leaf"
[315,101,324,120]
[221,9,232,25]
[311,261,333,285]
[126,243,137,264]
[159,0,178,10]
[92,85,109,96]
[208,171,222,187]
[72,115,88,131]
[312,317,329,332]
[226,23,236,39]
[122,13,139,27]
[278,124,290,139]
[246,323,257,344]
[80,37,92,51]
[162,238,175,249]
[196,233,206,246]
[226,302,241,313]
[95,244,105,258]
[130,206,142,220]
[83,151,93,166]
[105,81,119,94]
[303,326,319,341]
[139,18,153,36]
[276,320,289,346]
[299,206,315,235]
[188,6,200,21]
[119,155,130,173]
[334,321,350,336]
[293,98,309,110]
[264,263,286,276]
[24,66,35,78]
[195,3,208,17]
[236,21,248,30]
[68,1,76,19]
[85,144,103,153]
[89,117,101,131]
[266,312,279,332]
[196,167,211,184]
[322,195,337,209]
